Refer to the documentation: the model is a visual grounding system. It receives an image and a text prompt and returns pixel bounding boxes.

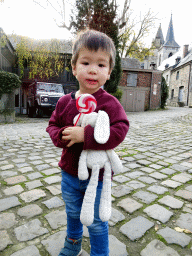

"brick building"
[120,58,162,111]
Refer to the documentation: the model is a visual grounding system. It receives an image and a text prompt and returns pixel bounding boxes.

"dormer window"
[168,52,173,58]
[175,57,181,64]
[165,64,169,69]
[176,71,179,80]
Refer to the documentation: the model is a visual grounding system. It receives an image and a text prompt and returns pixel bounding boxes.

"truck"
[27,81,65,117]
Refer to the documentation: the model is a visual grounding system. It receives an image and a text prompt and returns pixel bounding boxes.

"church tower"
[153,23,164,49]
[157,14,180,67]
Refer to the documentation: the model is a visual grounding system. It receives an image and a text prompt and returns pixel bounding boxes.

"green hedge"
[0,70,21,99]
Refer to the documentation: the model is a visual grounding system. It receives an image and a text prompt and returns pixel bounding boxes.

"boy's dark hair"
[71,29,116,70]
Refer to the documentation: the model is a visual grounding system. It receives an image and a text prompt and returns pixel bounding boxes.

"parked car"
[27,81,65,117]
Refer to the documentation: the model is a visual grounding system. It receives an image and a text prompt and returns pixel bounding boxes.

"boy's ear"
[72,64,77,77]
[107,70,112,80]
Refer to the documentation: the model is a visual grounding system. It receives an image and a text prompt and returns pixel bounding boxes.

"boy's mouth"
[86,79,98,85]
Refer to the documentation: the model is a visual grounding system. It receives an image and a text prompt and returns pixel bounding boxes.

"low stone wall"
[0,91,15,123]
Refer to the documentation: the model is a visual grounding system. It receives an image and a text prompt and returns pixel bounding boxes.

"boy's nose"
[88,66,97,74]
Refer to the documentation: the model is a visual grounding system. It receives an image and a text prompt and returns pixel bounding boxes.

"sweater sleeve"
[83,99,129,150]
[46,99,70,148]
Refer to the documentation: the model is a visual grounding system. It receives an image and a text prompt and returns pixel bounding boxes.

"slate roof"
[155,24,164,46]
[158,48,182,71]
[158,45,192,71]
[121,58,141,70]
[175,47,192,69]
[164,15,180,48]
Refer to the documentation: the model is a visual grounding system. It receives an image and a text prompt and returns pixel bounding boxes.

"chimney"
[183,45,189,58]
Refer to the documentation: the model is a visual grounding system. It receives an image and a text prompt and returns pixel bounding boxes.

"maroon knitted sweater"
[46,88,129,178]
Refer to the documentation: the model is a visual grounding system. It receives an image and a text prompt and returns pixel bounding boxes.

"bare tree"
[33,0,75,30]
[119,9,157,58]
[32,0,156,60]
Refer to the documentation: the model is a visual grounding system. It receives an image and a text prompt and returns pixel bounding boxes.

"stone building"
[167,46,192,107]
[158,44,192,107]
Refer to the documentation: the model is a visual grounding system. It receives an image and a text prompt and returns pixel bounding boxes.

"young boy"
[46,29,129,256]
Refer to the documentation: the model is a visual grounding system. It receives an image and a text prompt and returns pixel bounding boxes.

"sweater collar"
[71,88,104,100]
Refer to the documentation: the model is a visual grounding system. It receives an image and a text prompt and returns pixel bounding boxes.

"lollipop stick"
[74,113,82,126]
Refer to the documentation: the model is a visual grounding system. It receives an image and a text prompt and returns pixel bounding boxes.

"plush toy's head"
[74,93,110,144]
[73,110,110,144]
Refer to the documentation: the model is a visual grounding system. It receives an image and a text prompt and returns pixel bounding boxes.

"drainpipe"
[187,62,192,106]
[149,71,154,109]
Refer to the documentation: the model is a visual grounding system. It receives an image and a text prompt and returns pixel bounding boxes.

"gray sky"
[0,0,191,48]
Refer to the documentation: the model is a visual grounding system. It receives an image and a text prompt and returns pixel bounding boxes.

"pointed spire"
[155,23,164,45]
[164,14,180,48]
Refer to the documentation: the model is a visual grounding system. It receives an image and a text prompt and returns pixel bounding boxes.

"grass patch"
[157,234,168,245]
[1,181,7,185]
[18,182,26,189]
[121,153,135,157]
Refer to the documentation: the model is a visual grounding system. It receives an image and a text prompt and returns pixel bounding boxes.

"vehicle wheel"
[35,105,44,117]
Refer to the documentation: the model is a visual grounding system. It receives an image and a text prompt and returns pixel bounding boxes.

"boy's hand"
[62,127,84,147]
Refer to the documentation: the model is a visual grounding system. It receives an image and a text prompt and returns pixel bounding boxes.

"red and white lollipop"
[74,94,97,126]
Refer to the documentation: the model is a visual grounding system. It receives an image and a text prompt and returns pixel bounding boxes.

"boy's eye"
[82,62,89,65]
[99,64,105,67]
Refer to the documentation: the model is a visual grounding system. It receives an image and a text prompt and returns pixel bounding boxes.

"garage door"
[122,90,145,112]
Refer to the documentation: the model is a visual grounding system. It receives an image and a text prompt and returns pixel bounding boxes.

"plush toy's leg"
[80,164,100,226]
[106,150,123,174]
[99,161,112,222]
[78,151,89,180]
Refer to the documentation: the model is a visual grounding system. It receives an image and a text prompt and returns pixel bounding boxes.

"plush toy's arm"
[80,164,100,226]
[99,161,112,222]
[106,150,123,174]
[78,151,89,180]
[94,110,110,144]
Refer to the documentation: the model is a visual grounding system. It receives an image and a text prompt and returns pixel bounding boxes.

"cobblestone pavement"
[0,107,192,256]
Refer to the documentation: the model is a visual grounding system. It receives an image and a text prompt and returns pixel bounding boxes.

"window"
[171,89,174,99]
[176,71,179,80]
[168,52,173,58]
[127,73,137,87]
[178,86,184,102]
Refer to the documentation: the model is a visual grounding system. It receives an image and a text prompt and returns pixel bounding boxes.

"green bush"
[0,70,21,99]
[111,88,123,101]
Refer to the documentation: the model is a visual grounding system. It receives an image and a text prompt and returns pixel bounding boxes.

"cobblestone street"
[0,107,192,256]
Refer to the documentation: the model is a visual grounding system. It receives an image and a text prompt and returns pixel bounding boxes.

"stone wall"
[169,65,190,106]
[0,91,15,123]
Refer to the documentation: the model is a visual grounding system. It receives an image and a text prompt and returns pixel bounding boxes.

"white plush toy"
[74,94,123,226]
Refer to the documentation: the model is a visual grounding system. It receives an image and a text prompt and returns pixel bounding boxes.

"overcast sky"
[0,0,191,48]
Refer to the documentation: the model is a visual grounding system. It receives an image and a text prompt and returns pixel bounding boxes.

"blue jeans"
[61,170,109,256]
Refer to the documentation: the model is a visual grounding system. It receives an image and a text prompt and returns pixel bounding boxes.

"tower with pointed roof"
[141,24,164,69]
[157,14,180,67]
[152,24,164,49]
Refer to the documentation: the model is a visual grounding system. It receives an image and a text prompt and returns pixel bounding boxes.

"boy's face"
[72,47,111,94]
